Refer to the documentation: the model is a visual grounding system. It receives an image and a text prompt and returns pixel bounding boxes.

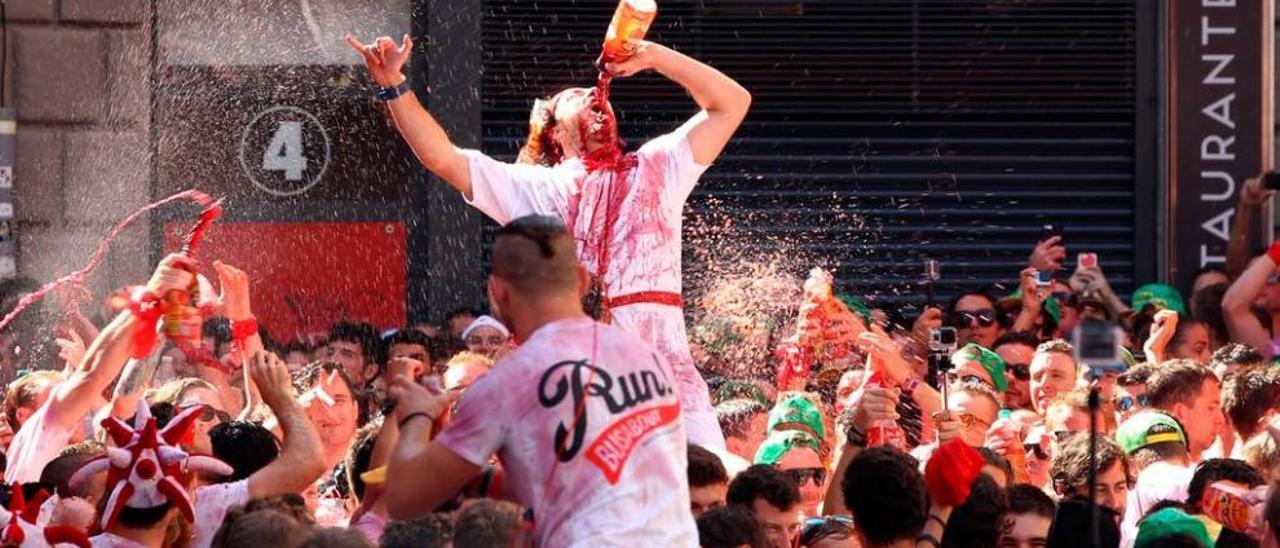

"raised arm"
[48,254,193,430]
[246,351,327,498]
[606,41,751,165]
[1227,176,1273,278]
[346,34,472,198]
[383,375,473,520]
[1222,247,1278,357]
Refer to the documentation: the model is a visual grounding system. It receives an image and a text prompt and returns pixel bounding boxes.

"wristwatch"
[376,79,413,102]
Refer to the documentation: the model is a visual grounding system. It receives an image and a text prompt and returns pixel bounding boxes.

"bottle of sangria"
[599,0,658,66]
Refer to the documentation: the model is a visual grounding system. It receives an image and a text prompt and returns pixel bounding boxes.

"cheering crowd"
[3,22,1280,548]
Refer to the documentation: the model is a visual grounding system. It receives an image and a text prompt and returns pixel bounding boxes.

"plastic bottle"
[600,0,658,65]
[864,372,907,451]
[997,409,1030,484]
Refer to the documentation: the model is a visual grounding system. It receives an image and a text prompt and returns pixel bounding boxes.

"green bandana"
[950,343,1008,393]
[767,395,826,440]
[754,430,822,466]
[1131,284,1187,315]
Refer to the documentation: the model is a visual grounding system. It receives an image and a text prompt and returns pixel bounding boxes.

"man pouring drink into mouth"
[346,0,751,450]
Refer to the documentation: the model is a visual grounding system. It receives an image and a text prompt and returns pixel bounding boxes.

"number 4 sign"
[263,121,307,181]
[239,106,331,197]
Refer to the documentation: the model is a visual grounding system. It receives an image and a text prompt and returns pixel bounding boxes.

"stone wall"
[9,0,151,295]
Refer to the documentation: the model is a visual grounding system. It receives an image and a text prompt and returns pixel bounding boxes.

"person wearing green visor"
[949,343,1008,394]
[754,430,826,518]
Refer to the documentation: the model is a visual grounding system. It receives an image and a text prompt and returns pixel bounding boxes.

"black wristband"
[845,424,868,448]
[398,411,435,430]
[376,80,412,102]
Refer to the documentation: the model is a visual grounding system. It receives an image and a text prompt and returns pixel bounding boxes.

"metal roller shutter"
[480,0,1141,310]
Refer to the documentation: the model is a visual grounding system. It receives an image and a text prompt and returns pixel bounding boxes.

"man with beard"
[346,29,751,449]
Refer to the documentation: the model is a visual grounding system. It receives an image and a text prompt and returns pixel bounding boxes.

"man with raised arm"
[346,31,751,448]
[383,215,696,546]
[5,254,194,483]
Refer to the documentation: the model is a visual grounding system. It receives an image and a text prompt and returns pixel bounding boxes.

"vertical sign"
[1168,0,1274,291]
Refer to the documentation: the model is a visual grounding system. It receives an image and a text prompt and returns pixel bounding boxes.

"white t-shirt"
[190,479,251,548]
[90,532,149,548]
[462,116,707,298]
[436,317,698,547]
[1120,461,1194,548]
[5,397,76,484]
[462,117,726,450]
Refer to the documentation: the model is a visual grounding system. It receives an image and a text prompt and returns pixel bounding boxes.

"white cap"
[461,315,511,340]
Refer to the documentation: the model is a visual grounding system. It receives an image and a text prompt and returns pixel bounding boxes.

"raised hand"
[852,387,900,435]
[146,254,195,297]
[1241,176,1275,207]
[601,40,658,78]
[1144,310,1179,364]
[250,351,296,409]
[56,331,86,371]
[215,261,253,321]
[1029,236,1067,273]
[345,34,414,88]
[387,374,457,430]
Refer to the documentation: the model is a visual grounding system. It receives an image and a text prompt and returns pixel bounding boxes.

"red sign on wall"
[164,222,407,343]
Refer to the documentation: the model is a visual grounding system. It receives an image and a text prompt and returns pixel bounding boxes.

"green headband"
[754,430,822,466]
[951,343,1008,393]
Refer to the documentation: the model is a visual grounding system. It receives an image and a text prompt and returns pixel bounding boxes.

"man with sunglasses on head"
[944,381,1003,449]
[347,24,751,452]
[994,332,1040,411]
[949,343,1008,396]
[945,290,1002,349]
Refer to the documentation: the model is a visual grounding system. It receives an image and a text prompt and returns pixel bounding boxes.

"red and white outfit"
[436,317,697,547]
[461,118,724,448]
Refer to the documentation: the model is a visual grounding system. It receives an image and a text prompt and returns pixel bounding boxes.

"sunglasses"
[181,404,230,424]
[802,515,853,537]
[783,467,827,486]
[948,310,996,328]
[1024,441,1049,460]
[957,413,992,432]
[1115,393,1150,412]
[1051,430,1075,444]
[1007,363,1030,381]
[959,375,997,392]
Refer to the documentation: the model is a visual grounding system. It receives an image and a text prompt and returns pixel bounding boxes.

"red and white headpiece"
[0,484,89,548]
[70,401,232,531]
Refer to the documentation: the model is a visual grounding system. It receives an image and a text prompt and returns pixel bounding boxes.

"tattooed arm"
[107,352,162,420]
[47,254,193,431]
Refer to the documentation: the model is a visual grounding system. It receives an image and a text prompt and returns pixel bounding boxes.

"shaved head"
[492,215,581,295]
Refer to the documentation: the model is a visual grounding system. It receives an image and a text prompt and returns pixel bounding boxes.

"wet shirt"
[5,397,75,484]
[190,479,250,548]
[436,317,697,547]
[462,117,708,298]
